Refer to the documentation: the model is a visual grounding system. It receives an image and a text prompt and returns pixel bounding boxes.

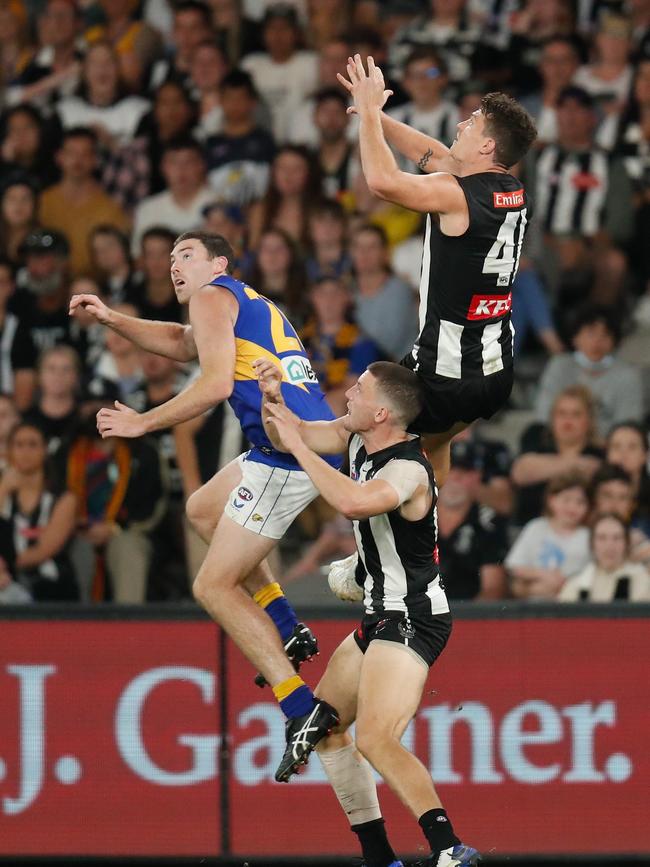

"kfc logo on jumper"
[467,293,512,320]
[493,189,524,208]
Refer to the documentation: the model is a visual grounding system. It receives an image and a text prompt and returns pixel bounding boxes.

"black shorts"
[399,355,513,434]
[353,610,452,668]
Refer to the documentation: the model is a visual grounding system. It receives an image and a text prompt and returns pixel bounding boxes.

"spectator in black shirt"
[437,440,509,600]
[0,174,40,268]
[149,0,214,93]
[0,105,59,190]
[131,227,183,323]
[313,88,360,200]
[136,80,198,195]
[89,225,138,305]
[12,229,73,352]
[0,421,77,601]
[512,384,604,525]
[0,260,37,411]
[204,69,276,207]
[0,394,19,473]
[23,345,81,455]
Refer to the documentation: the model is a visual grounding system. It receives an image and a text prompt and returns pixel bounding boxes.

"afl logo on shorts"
[237,487,254,502]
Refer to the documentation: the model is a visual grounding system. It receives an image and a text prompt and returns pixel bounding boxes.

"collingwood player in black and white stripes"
[256,357,479,867]
[339,55,537,489]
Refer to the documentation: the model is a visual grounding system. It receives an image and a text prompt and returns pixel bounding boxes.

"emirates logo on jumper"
[493,189,524,208]
[467,293,512,320]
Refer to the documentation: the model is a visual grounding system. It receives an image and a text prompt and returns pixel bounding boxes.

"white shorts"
[223,453,318,540]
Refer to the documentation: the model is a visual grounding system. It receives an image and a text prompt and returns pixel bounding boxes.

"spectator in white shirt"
[507,471,591,600]
[131,138,215,254]
[559,513,650,602]
[387,46,459,166]
[241,4,317,142]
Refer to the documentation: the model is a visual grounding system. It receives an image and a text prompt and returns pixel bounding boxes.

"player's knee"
[185,490,206,532]
[355,724,391,762]
[192,571,211,609]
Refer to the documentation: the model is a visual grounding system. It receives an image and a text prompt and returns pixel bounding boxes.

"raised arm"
[96,286,237,439]
[254,357,349,456]
[341,56,466,217]
[69,294,197,362]
[380,112,457,174]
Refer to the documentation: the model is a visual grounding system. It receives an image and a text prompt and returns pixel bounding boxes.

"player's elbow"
[366,176,394,200]
[203,374,233,404]
[339,497,370,521]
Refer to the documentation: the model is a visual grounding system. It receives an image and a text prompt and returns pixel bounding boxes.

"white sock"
[318,742,381,826]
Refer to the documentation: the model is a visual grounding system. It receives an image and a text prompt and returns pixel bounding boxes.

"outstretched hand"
[337,54,393,116]
[69,293,113,324]
[96,401,146,439]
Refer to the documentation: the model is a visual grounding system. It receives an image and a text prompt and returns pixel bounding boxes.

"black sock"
[351,818,396,867]
[418,808,460,853]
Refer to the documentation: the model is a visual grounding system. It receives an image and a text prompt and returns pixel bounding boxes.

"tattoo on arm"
[417,148,433,171]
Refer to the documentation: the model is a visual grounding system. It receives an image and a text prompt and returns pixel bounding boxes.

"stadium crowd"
[0,0,649,605]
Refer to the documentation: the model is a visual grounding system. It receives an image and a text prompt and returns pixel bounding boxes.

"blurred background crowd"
[1,0,650,607]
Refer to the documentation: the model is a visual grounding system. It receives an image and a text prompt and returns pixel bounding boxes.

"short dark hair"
[174,0,212,26]
[61,125,98,149]
[367,361,423,428]
[173,231,235,273]
[219,69,258,99]
[606,421,649,451]
[309,198,347,223]
[161,136,205,161]
[591,462,633,495]
[90,224,131,259]
[314,87,348,110]
[480,92,537,168]
[404,46,448,77]
[571,304,621,344]
[142,226,177,248]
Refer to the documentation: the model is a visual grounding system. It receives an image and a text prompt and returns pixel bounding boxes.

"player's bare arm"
[265,402,400,520]
[337,62,456,174]
[69,293,198,362]
[254,358,349,455]
[340,55,467,221]
[379,112,459,175]
[96,286,237,439]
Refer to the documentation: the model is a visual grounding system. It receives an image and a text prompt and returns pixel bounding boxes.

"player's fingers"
[367,55,376,75]
[346,58,357,83]
[354,53,366,77]
[336,72,353,92]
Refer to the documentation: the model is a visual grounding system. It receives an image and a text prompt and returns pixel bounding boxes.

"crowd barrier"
[0,603,648,861]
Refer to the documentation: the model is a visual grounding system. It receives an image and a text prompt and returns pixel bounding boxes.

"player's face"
[343,371,379,433]
[170,239,221,303]
[449,109,490,162]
